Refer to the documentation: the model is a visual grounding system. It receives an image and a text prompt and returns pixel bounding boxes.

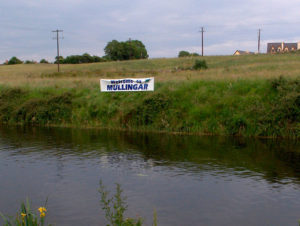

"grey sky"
[1,0,300,62]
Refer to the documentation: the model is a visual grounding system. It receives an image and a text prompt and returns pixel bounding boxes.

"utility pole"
[200,27,205,56]
[258,29,261,54]
[52,29,63,72]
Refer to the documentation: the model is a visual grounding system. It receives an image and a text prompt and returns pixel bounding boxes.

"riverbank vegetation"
[0,54,299,138]
[0,200,48,226]
[99,181,158,226]
[1,183,156,226]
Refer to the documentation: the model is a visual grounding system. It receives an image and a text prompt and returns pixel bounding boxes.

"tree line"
[3,39,149,65]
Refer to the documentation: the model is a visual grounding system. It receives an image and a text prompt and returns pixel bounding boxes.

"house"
[267,42,300,54]
[233,50,255,56]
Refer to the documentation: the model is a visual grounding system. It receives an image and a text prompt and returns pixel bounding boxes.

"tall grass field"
[0,54,299,138]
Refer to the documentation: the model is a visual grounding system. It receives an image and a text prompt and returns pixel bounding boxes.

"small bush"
[193,60,208,70]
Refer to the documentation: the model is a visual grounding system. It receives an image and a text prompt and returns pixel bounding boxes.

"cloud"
[1,0,300,62]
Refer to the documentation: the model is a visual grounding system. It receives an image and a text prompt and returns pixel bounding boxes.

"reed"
[0,199,48,226]
[99,181,143,226]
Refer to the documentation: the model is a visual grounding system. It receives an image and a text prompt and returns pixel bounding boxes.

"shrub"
[14,92,73,125]
[248,77,300,137]
[270,76,300,122]
[124,93,170,127]
[192,60,208,70]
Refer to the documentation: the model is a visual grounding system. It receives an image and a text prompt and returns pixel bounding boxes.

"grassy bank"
[0,77,299,138]
[0,54,299,138]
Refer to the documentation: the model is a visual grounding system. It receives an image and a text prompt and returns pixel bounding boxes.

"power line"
[52,29,63,72]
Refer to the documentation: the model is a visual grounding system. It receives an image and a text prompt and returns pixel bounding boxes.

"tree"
[127,40,148,59]
[54,56,64,64]
[104,39,148,61]
[40,59,49,64]
[61,53,105,64]
[178,51,190,57]
[24,60,36,64]
[81,53,94,63]
[93,55,106,62]
[7,56,23,65]
[63,55,81,64]
[104,40,125,61]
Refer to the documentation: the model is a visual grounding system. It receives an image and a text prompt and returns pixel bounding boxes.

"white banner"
[100,77,154,92]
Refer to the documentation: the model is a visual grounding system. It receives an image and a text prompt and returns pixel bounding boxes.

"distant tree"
[93,55,106,62]
[62,53,105,64]
[81,53,94,63]
[63,55,80,64]
[127,40,148,59]
[178,51,190,57]
[104,39,148,61]
[54,56,64,64]
[24,60,36,64]
[40,59,49,64]
[102,55,111,61]
[191,53,200,56]
[104,40,125,61]
[7,56,23,65]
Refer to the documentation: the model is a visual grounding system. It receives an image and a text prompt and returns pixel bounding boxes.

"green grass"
[1,54,300,88]
[0,54,299,138]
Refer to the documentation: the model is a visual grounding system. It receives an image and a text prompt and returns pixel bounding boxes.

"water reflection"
[0,126,299,226]
[1,126,299,184]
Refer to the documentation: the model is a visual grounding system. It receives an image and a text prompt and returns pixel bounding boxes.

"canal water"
[0,126,299,226]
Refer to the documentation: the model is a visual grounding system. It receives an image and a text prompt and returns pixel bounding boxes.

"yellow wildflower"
[38,207,47,213]
[21,213,26,218]
[40,212,46,218]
